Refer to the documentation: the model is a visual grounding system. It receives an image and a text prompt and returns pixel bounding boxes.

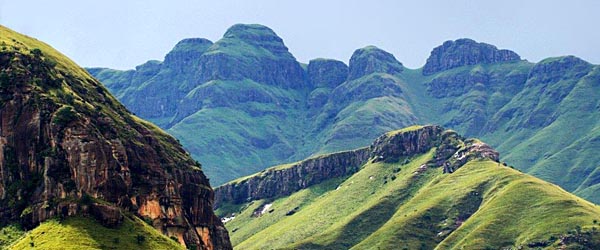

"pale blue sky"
[1,0,598,69]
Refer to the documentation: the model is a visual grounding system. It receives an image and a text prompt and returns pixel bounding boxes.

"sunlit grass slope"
[218,152,600,249]
[8,216,183,250]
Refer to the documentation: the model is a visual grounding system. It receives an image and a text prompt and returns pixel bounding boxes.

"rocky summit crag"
[0,25,231,249]
[89,24,600,205]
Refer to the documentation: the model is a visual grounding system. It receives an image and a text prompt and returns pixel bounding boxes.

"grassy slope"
[314,73,418,154]
[481,65,600,202]
[8,216,183,250]
[167,79,312,184]
[220,151,600,249]
[0,225,24,249]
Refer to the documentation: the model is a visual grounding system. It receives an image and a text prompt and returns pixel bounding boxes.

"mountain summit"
[348,45,404,80]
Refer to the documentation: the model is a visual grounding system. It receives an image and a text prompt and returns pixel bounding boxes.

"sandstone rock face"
[0,31,231,250]
[215,125,499,208]
[214,148,370,208]
[369,126,445,163]
[423,38,521,75]
[348,46,403,80]
[90,203,124,228]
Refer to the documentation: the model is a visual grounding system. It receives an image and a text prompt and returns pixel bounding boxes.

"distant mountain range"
[214,126,600,249]
[88,24,600,205]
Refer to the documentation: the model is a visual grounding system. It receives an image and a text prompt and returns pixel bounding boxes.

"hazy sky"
[1,0,598,70]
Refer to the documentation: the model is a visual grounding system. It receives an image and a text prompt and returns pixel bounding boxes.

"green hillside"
[216,128,600,250]
[5,216,184,250]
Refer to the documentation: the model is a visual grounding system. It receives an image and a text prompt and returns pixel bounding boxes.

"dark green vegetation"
[0,25,230,249]
[215,127,600,249]
[89,24,600,205]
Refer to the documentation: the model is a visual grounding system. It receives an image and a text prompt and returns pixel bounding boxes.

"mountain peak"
[348,45,404,80]
[224,24,281,41]
[197,24,304,88]
[165,38,213,55]
[164,38,213,69]
[219,24,291,57]
[423,38,521,75]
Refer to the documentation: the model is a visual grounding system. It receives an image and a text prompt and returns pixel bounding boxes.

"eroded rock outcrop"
[423,38,521,75]
[0,26,231,250]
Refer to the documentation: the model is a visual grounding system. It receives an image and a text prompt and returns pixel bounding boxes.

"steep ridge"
[88,24,600,204]
[215,126,600,249]
[0,25,231,249]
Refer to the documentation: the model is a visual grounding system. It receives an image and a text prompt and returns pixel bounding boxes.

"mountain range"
[2,22,600,250]
[89,23,600,205]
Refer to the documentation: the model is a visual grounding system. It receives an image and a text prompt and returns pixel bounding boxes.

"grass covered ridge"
[219,152,600,249]
[7,215,184,250]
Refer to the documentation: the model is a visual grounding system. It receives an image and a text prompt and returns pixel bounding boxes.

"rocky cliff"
[214,148,370,208]
[0,25,231,250]
[214,125,499,208]
[422,38,521,75]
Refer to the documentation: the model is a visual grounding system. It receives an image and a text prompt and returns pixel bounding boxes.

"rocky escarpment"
[213,148,370,208]
[0,26,231,250]
[215,125,499,208]
[347,46,403,80]
[422,38,521,75]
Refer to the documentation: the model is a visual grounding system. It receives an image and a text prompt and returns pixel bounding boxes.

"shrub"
[135,234,146,245]
[30,48,42,57]
[52,106,77,126]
